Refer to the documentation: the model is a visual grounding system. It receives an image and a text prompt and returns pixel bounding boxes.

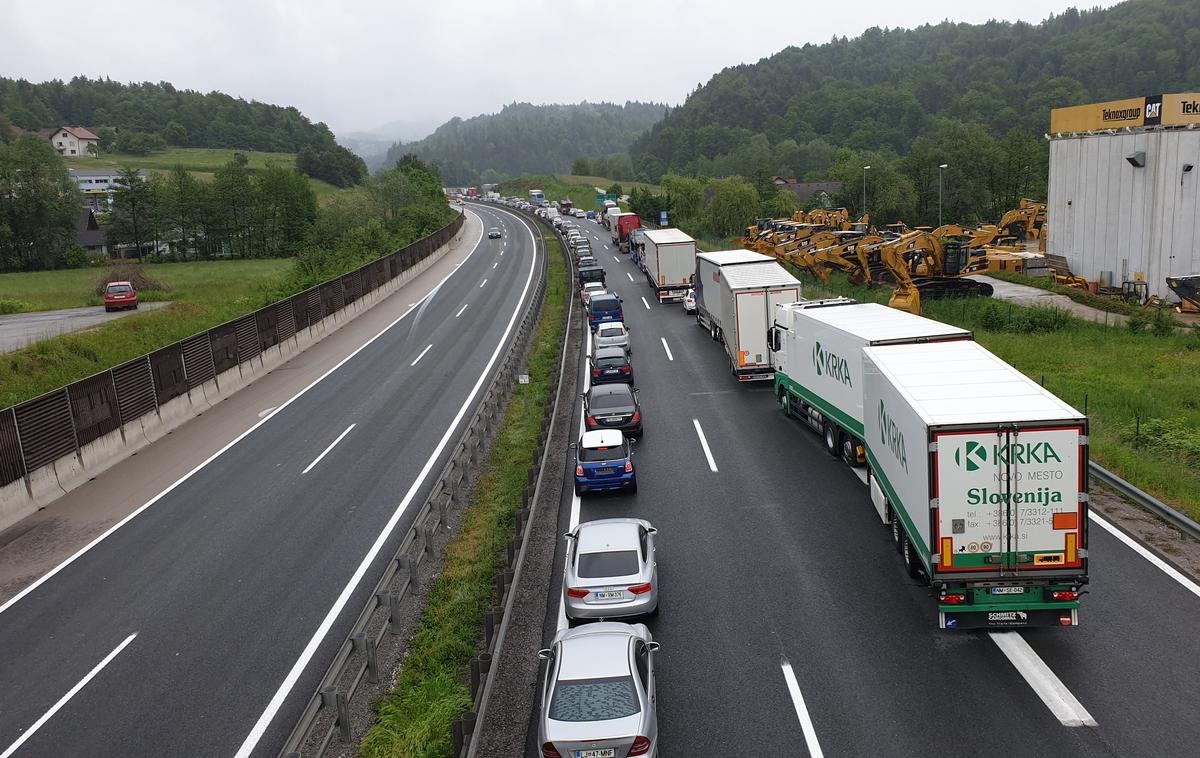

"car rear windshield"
[592,299,621,313]
[590,389,631,410]
[107,284,132,293]
[549,676,639,722]
[577,549,639,578]
[579,269,604,281]
[595,355,625,368]
[598,326,623,337]
[579,444,625,462]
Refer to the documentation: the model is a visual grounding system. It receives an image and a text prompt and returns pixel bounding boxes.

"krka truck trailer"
[862,340,1089,629]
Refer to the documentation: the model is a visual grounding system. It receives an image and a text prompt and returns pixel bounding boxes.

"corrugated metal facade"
[1049,130,1200,299]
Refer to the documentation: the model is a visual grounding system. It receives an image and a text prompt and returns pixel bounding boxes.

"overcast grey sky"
[1,0,1121,139]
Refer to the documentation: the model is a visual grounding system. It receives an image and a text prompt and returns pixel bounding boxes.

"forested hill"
[631,0,1200,177]
[385,102,666,185]
[0,76,340,154]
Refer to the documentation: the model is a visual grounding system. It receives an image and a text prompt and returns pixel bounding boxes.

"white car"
[574,208,586,218]
[594,321,631,354]
[581,282,608,307]
[682,288,696,314]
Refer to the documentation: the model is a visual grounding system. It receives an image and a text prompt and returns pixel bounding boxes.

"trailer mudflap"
[940,607,1078,629]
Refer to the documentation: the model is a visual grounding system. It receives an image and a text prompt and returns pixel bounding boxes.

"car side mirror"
[628,438,637,446]
[568,442,577,450]
[564,532,575,540]
[645,526,657,534]
[646,642,661,653]
[537,648,553,660]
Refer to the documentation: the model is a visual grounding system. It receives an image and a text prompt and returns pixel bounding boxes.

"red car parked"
[103,281,139,312]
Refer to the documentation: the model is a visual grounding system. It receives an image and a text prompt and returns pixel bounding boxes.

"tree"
[108,168,157,261]
[162,120,188,146]
[762,188,798,219]
[162,166,201,259]
[607,183,623,197]
[212,160,256,257]
[660,174,703,223]
[705,178,760,238]
[571,158,591,175]
[254,165,317,258]
[0,134,81,270]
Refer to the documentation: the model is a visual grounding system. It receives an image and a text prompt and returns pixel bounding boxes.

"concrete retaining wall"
[0,228,462,532]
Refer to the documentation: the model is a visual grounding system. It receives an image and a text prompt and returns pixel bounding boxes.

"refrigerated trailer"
[862,340,1089,629]
[770,299,972,464]
[641,228,695,302]
[694,252,801,381]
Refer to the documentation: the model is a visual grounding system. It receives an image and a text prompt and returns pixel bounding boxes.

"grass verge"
[795,268,1200,520]
[359,225,568,757]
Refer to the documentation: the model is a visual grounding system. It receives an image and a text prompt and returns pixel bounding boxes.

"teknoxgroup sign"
[1050,93,1200,134]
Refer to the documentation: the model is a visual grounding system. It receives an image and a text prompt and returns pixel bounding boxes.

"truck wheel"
[780,392,791,417]
[841,436,860,466]
[902,534,922,579]
[890,506,903,551]
[823,423,839,457]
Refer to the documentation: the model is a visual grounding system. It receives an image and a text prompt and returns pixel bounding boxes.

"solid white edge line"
[233,204,538,757]
[300,424,356,475]
[0,633,138,758]
[410,343,433,367]
[626,272,635,282]
[480,278,488,288]
[989,631,1097,727]
[641,297,650,310]
[780,660,825,758]
[0,210,488,620]
[1090,512,1200,599]
[557,327,591,631]
[660,337,674,361]
[693,418,718,472]
[454,303,469,319]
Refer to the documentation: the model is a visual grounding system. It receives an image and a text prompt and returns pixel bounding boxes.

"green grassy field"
[556,174,664,194]
[797,270,1200,520]
[361,225,568,757]
[76,148,342,199]
[0,260,290,407]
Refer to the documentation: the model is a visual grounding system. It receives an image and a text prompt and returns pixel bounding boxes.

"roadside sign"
[596,193,617,204]
[659,211,668,226]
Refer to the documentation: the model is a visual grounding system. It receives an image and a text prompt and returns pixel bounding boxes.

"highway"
[0,204,542,757]
[531,215,1200,757]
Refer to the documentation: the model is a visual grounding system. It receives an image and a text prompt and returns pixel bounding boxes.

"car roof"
[558,629,633,680]
[592,293,619,303]
[580,429,624,448]
[593,346,626,359]
[107,281,132,287]
[596,321,625,331]
[583,282,606,289]
[589,383,632,399]
[576,519,642,554]
[579,265,604,273]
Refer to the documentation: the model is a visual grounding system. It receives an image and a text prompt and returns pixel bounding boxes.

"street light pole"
[938,163,948,227]
[862,165,871,217]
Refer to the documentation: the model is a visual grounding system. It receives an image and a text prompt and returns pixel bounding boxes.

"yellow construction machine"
[984,198,1047,242]
[859,231,995,315]
[788,233,883,284]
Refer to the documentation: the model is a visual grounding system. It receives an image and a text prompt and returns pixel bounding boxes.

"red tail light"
[541,743,563,758]
[586,415,597,426]
[940,593,966,605]
[566,588,589,599]
[621,365,631,373]
[628,583,652,595]
[1051,590,1078,601]
[628,736,652,755]
[631,410,641,423]
[624,460,633,473]
[1059,614,1074,626]
[575,465,583,476]
[592,368,601,376]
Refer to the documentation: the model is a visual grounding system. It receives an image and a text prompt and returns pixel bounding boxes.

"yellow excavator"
[983,198,1047,242]
[859,231,996,315]
[788,233,882,284]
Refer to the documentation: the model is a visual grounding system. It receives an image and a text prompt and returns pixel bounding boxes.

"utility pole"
[938,163,948,227]
[862,165,871,217]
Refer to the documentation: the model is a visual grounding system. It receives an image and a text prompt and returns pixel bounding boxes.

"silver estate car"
[594,321,631,354]
[564,518,657,620]
[538,622,659,758]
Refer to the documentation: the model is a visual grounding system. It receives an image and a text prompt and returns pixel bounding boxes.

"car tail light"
[1051,590,1078,601]
[628,583,652,595]
[592,368,601,376]
[624,460,633,473]
[630,410,641,423]
[566,588,589,599]
[586,415,597,426]
[628,736,651,755]
[940,593,966,605]
[541,743,563,758]
[621,365,631,373]
[575,465,583,477]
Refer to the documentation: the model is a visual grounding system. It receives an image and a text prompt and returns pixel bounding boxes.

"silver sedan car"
[538,622,659,758]
[594,321,631,354]
[564,518,657,620]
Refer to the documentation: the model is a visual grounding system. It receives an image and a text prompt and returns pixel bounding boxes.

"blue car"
[586,210,597,219]
[588,293,623,330]
[573,430,637,496]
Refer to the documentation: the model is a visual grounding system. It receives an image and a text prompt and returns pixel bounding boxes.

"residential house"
[75,208,108,257]
[48,126,99,158]
[772,178,843,208]
[68,168,148,212]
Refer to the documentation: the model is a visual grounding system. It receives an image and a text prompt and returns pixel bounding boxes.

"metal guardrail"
[0,213,465,490]
[279,204,553,757]
[1090,462,1200,541]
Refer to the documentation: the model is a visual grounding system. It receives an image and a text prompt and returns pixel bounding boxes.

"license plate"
[604,369,617,375]
[602,416,623,423]
[576,750,615,758]
[596,468,614,475]
[595,591,623,601]
[991,586,1025,595]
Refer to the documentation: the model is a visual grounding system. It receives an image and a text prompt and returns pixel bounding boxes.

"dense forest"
[0,76,366,186]
[386,102,666,185]
[631,0,1198,180]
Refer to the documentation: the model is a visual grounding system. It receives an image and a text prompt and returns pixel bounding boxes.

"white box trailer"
[641,229,696,302]
[694,250,774,333]
[770,299,971,462]
[605,206,622,230]
[862,340,1089,630]
[694,254,800,381]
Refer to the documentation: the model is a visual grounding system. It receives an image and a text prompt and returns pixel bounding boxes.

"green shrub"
[63,245,89,269]
[1120,417,1200,465]
[0,299,30,314]
[978,302,1075,333]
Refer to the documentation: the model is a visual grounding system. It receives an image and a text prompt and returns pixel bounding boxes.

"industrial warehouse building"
[1048,93,1200,302]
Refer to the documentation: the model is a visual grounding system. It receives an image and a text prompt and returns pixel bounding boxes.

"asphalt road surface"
[0,204,541,758]
[0,302,172,353]
[531,216,1200,757]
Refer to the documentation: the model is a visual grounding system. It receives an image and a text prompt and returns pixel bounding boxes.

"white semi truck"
[694,251,801,381]
[769,299,971,464]
[863,339,1089,629]
[641,229,696,303]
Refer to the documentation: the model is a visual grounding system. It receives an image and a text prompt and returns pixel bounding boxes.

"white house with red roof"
[48,126,99,157]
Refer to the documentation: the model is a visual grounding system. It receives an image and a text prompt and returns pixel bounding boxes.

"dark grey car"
[584,383,642,437]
